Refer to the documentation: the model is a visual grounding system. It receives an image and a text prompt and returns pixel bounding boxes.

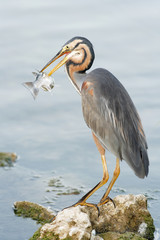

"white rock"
[91,230,103,240]
[138,222,148,236]
[40,206,92,240]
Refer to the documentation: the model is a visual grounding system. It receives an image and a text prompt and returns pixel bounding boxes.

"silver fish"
[23,71,54,99]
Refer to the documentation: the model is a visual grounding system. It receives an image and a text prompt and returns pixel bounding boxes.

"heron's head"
[40,36,95,76]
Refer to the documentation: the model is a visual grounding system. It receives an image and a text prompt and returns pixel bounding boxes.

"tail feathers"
[123,146,149,179]
[22,82,39,100]
[133,147,149,178]
[140,147,149,177]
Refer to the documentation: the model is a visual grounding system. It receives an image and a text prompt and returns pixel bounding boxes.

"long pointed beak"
[40,48,73,76]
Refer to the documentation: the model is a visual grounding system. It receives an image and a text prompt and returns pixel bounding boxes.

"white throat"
[65,66,86,95]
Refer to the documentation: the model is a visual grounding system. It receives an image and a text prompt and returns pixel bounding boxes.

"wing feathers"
[81,68,149,178]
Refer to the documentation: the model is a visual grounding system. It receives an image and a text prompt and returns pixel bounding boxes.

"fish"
[23,71,54,99]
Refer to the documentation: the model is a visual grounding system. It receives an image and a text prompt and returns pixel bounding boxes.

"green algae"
[0,152,17,167]
[14,201,54,224]
[29,229,59,240]
[47,177,81,196]
[48,178,64,188]
[29,228,73,240]
[57,188,81,195]
[99,232,147,240]
[29,228,41,240]
[30,230,149,240]
[143,215,155,240]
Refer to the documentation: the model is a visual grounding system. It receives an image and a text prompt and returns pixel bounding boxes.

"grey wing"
[81,68,149,178]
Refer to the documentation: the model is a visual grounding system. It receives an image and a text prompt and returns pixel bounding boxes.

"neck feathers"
[65,41,95,93]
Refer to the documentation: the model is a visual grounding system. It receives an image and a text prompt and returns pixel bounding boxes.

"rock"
[26,194,155,240]
[99,232,147,240]
[39,206,92,240]
[90,230,103,240]
[14,201,54,224]
[0,152,17,167]
[89,194,155,239]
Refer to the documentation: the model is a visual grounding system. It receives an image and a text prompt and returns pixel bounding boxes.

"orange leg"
[98,157,120,206]
[72,132,109,209]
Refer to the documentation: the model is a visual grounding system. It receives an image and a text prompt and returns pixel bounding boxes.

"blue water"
[0,0,160,239]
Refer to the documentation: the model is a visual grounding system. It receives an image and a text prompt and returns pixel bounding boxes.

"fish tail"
[22,82,39,100]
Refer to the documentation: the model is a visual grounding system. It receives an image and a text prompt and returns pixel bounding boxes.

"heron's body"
[81,68,148,178]
[41,36,149,210]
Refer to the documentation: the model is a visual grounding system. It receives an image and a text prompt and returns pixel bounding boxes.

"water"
[0,0,160,239]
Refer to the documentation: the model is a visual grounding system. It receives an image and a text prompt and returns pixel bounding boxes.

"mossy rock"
[29,229,59,240]
[29,227,73,240]
[0,152,17,167]
[29,228,41,240]
[16,195,155,240]
[143,214,155,240]
[99,231,147,240]
[14,201,54,224]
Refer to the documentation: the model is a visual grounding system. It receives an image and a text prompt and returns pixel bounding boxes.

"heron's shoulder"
[90,68,113,74]
[88,68,117,78]
[84,68,126,99]
[86,68,122,87]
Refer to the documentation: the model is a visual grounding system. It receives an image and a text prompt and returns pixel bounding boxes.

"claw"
[96,205,100,217]
[98,196,116,208]
[109,197,116,208]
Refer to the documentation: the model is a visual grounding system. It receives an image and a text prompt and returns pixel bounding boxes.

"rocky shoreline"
[14,194,155,240]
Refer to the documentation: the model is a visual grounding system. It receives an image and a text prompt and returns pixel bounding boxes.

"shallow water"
[0,0,160,239]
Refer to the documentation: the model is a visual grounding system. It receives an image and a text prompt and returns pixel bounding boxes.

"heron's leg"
[98,158,120,206]
[72,133,109,209]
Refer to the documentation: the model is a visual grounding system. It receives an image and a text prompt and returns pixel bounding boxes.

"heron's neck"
[65,66,86,95]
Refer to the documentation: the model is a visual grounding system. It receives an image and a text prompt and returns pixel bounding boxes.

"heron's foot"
[72,201,100,216]
[49,201,101,222]
[97,196,116,208]
[63,200,100,216]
